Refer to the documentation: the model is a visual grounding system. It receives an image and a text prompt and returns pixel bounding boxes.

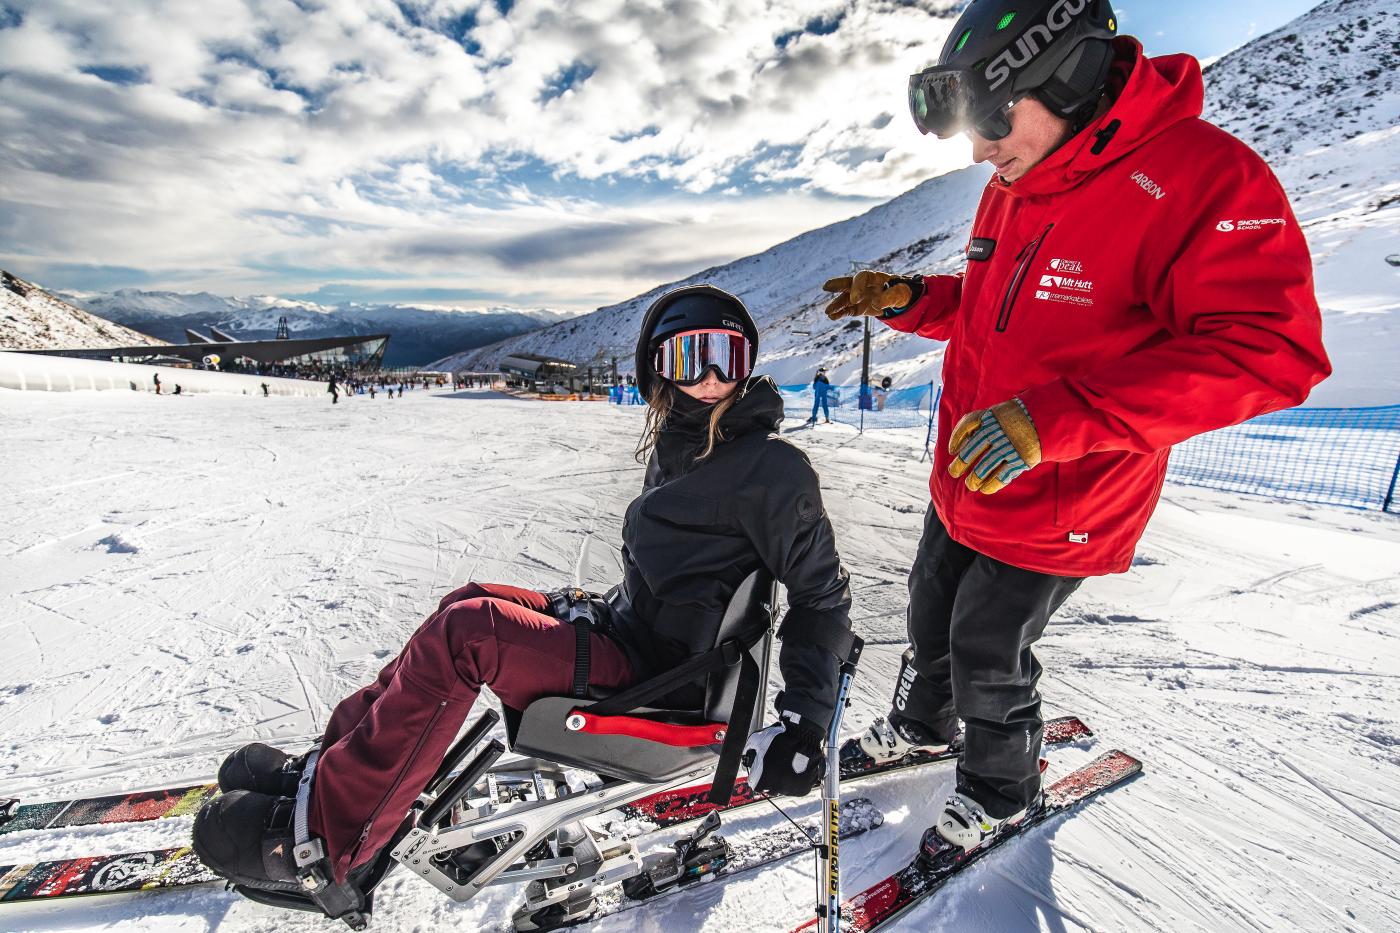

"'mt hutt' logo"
[986,0,1092,90]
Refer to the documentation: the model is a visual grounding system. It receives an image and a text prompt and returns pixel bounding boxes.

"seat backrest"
[702,568,776,735]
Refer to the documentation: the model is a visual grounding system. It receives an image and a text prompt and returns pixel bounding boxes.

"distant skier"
[807,366,832,424]
[261,382,269,398]
[192,285,855,910]
[327,376,339,405]
[822,0,1329,856]
[152,372,161,395]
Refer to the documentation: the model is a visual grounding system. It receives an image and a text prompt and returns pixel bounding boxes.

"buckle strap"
[572,618,592,699]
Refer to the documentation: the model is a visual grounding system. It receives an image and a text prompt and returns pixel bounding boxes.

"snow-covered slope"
[65,289,574,368]
[0,390,1396,933]
[0,271,162,351]
[441,0,1400,405]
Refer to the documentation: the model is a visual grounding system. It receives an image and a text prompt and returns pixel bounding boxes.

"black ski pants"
[896,505,1083,818]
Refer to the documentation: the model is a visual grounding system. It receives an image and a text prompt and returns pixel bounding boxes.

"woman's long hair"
[635,379,741,465]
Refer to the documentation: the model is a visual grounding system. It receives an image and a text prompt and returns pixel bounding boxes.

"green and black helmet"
[909,0,1117,140]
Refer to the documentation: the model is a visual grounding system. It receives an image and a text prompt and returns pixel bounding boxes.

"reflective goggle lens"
[653,329,753,385]
[908,67,1017,141]
[908,68,970,138]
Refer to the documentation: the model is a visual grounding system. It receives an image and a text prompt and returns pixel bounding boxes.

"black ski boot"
[218,743,310,797]
[191,790,302,892]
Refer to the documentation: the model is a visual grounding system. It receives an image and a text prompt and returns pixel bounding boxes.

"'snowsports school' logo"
[1216,218,1285,232]
[986,0,1093,90]
[1130,170,1166,200]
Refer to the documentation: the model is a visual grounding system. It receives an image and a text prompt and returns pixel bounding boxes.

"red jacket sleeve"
[1017,147,1331,463]
[879,273,963,341]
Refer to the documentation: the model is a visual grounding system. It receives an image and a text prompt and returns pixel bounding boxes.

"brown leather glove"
[947,398,1042,494]
[822,270,921,321]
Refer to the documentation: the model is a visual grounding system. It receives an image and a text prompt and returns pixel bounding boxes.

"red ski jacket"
[884,38,1330,576]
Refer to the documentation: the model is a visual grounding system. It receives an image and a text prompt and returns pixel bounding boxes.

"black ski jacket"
[608,376,852,730]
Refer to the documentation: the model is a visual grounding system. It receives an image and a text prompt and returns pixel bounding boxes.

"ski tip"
[1046,715,1094,741]
[1047,748,1144,805]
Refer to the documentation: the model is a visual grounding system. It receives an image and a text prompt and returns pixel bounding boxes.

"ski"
[0,784,218,838]
[0,847,216,902]
[0,716,1090,839]
[0,799,881,909]
[622,714,1092,829]
[790,749,1144,932]
[513,796,886,932]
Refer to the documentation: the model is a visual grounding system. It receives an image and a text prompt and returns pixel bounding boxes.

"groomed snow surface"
[1,388,1398,933]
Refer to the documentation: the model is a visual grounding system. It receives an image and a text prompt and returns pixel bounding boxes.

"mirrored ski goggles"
[908,67,1019,141]
[653,329,754,385]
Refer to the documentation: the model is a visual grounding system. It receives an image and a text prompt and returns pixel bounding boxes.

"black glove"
[743,712,826,796]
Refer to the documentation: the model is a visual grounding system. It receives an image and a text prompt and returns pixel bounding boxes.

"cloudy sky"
[0,0,1319,311]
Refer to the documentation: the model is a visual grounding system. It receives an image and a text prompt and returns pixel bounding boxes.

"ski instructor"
[824,0,1330,855]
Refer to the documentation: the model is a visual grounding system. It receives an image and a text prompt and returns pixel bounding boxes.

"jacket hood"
[1004,37,1203,198]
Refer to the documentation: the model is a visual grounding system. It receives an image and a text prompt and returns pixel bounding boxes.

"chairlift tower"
[275,315,290,340]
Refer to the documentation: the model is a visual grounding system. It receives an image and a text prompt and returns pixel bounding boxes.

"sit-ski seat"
[511,568,777,789]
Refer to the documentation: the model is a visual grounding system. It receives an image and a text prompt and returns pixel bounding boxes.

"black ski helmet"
[909,0,1117,140]
[634,284,759,400]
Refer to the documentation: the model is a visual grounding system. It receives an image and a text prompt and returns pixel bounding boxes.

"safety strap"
[706,646,761,806]
[584,638,747,717]
[572,618,592,699]
[292,748,320,850]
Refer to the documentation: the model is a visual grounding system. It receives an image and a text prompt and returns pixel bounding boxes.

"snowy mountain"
[0,271,163,351]
[440,0,1400,406]
[64,289,573,368]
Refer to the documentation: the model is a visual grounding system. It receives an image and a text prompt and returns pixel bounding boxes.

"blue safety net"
[1166,404,1400,512]
[778,382,936,431]
[778,387,1400,513]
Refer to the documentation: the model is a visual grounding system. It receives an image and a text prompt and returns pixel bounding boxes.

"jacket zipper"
[995,223,1054,332]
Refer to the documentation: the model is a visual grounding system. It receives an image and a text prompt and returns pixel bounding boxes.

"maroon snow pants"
[307,582,634,882]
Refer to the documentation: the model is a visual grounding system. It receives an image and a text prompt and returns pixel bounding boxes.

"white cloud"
[0,0,972,305]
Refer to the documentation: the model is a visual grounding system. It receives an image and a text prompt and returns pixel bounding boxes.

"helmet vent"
[994,11,1016,30]
[954,28,972,52]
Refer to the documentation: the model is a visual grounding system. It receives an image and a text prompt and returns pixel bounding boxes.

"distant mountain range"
[56,289,573,367]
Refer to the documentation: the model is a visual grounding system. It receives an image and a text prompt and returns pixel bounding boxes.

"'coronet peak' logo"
[1048,258,1083,273]
[986,0,1092,90]
[1130,170,1166,200]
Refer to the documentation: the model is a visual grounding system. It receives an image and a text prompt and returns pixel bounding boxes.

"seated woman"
[192,284,853,895]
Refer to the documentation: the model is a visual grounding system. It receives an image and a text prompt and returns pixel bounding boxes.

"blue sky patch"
[81,66,147,86]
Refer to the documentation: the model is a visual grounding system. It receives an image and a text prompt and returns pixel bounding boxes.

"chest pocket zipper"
[995,223,1054,332]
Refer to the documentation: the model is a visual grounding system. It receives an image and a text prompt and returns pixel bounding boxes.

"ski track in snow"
[1,388,1398,933]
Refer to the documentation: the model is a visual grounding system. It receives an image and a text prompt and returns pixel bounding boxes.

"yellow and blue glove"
[947,398,1042,495]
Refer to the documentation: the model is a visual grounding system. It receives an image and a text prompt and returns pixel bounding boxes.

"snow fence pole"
[817,643,860,933]
[1384,449,1400,513]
